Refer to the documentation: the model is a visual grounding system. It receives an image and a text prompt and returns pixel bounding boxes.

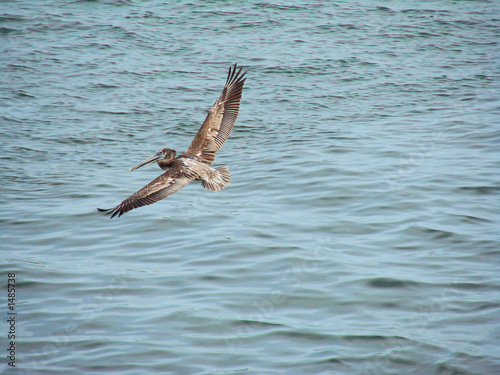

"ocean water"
[1,1,499,374]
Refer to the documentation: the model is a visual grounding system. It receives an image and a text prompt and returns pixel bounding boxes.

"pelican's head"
[130,148,176,171]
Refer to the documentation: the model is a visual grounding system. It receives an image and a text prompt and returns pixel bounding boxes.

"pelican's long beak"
[130,151,163,171]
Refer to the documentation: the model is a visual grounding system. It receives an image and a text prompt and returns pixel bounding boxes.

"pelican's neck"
[157,158,174,170]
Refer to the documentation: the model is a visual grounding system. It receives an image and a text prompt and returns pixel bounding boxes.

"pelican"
[98,63,246,218]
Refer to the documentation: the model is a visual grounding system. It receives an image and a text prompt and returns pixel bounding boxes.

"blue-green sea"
[1,1,499,374]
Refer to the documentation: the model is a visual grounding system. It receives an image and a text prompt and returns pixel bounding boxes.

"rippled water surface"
[1,1,500,374]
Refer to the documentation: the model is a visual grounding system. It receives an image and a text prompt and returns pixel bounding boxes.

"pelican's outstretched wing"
[98,168,192,218]
[183,63,246,165]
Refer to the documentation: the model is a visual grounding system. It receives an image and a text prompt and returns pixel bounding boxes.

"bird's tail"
[202,166,231,192]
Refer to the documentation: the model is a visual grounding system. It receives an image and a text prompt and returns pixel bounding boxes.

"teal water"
[1,1,500,374]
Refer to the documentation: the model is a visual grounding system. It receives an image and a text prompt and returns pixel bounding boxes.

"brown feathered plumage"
[98,64,246,218]
[183,65,246,165]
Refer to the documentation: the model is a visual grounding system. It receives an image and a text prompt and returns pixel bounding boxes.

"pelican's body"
[99,64,246,218]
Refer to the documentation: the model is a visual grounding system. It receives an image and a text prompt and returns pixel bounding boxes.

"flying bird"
[98,64,246,218]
